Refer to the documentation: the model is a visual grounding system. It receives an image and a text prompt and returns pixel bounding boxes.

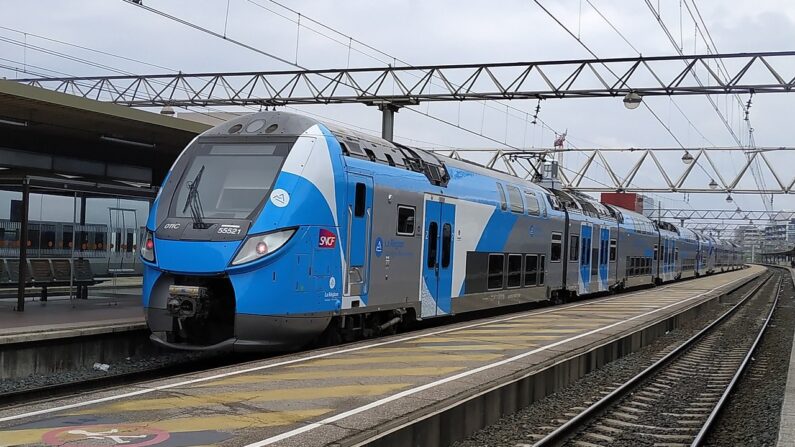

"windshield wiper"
[182,165,209,229]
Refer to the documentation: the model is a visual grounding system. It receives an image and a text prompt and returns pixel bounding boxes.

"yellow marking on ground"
[409,337,540,345]
[416,344,525,351]
[193,366,464,387]
[412,335,562,343]
[0,408,331,447]
[72,383,408,414]
[364,344,524,353]
[290,353,501,367]
[451,328,585,335]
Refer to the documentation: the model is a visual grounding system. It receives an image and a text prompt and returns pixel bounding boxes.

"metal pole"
[16,181,29,312]
[380,104,397,142]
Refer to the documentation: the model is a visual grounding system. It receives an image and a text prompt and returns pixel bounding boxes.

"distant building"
[600,192,655,215]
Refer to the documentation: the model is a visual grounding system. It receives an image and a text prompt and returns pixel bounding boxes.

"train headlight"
[231,228,296,266]
[141,229,156,262]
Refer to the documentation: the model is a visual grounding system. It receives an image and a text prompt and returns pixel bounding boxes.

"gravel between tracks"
[454,272,768,447]
[704,272,795,447]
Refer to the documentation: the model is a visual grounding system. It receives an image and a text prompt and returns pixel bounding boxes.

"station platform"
[0,265,763,447]
[0,279,145,345]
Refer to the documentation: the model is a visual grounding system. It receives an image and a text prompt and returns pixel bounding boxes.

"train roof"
[202,110,554,196]
[199,112,736,239]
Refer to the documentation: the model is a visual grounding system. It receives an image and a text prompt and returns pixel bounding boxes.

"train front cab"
[141,113,350,351]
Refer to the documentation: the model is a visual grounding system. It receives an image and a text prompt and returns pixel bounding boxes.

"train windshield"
[169,142,287,220]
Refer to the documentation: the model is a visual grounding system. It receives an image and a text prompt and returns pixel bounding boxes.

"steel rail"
[691,270,785,446]
[532,268,778,447]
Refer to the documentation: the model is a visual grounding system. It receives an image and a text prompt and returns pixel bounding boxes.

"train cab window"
[354,183,367,217]
[496,183,508,211]
[488,254,505,290]
[569,235,580,261]
[507,254,522,288]
[396,206,415,236]
[524,254,538,286]
[551,233,562,262]
[441,223,452,268]
[539,255,546,285]
[525,192,540,215]
[609,239,617,262]
[507,185,524,214]
[427,222,438,269]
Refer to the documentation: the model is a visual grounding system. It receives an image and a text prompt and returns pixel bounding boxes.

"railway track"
[530,268,785,447]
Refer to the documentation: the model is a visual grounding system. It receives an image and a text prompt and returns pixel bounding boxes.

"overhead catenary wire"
[246,0,597,149]
[532,0,700,208]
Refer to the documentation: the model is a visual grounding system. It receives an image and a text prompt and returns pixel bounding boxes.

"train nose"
[153,238,241,273]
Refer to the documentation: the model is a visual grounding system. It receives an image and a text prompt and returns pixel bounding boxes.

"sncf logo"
[318,229,337,248]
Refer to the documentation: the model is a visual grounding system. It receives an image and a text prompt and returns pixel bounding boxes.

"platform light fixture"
[0,117,28,127]
[160,105,175,116]
[709,178,718,190]
[100,135,156,149]
[681,151,694,165]
[623,91,642,110]
[725,194,733,203]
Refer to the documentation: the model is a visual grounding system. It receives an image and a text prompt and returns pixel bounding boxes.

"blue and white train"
[140,111,743,351]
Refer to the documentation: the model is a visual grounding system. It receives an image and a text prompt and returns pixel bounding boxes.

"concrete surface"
[0,266,763,447]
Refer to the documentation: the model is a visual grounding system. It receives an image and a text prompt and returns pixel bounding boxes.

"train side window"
[539,255,545,285]
[609,239,617,262]
[525,254,538,286]
[675,248,679,261]
[441,223,452,268]
[396,206,415,236]
[653,244,658,261]
[354,183,366,217]
[385,154,396,166]
[507,254,522,288]
[427,222,438,269]
[525,192,540,215]
[569,235,579,261]
[507,185,524,214]
[488,254,505,290]
[496,183,508,211]
[550,233,562,262]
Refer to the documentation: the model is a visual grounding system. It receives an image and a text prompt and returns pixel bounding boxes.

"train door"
[599,227,609,289]
[580,224,592,292]
[344,173,373,299]
[107,207,138,274]
[421,196,455,317]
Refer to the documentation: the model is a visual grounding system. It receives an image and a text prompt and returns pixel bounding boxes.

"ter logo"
[318,229,337,248]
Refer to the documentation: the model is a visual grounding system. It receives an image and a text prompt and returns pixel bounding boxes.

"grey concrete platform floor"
[0,266,763,447]
[778,268,795,447]
[0,291,145,345]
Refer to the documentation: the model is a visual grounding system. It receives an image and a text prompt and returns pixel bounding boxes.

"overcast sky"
[2,0,795,227]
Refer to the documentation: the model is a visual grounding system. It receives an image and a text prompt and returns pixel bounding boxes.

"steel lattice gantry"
[431,146,795,194]
[14,51,795,107]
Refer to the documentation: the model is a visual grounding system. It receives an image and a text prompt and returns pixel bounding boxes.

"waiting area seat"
[0,258,99,301]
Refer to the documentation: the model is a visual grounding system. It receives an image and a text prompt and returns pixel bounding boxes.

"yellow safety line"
[71,383,409,414]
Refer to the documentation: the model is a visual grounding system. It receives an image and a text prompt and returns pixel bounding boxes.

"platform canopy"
[0,80,210,186]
